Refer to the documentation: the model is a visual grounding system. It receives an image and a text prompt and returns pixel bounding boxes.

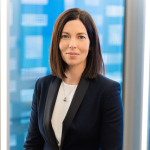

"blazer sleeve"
[99,82,124,150]
[23,79,44,150]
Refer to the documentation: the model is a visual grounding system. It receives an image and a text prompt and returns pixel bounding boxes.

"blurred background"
[0,0,150,150]
[9,1,124,149]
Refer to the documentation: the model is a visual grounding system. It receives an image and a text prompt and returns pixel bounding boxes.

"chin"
[67,63,78,67]
[65,60,78,66]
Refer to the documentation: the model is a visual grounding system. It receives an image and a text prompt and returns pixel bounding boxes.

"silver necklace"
[63,81,77,102]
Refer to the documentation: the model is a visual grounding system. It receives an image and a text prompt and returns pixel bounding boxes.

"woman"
[23,8,123,150]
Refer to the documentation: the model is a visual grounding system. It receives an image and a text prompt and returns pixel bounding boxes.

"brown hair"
[50,8,105,79]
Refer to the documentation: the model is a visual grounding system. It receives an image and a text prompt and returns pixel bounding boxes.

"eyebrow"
[62,32,87,35]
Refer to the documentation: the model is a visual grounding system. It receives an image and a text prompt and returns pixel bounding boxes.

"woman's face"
[59,19,90,69]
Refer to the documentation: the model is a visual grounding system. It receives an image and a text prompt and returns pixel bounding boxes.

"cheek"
[79,42,90,54]
[59,41,68,52]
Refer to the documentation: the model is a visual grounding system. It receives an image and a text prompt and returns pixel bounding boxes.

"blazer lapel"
[43,76,61,150]
[61,77,90,149]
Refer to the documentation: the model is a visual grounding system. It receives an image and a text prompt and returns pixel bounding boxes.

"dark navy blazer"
[23,74,123,150]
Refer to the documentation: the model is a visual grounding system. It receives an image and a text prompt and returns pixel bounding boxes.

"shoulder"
[92,75,122,112]
[89,74,121,102]
[35,74,57,91]
[91,74,120,90]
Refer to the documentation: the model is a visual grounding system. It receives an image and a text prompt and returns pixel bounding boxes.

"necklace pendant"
[63,97,66,101]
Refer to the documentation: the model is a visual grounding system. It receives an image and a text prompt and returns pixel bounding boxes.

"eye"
[61,35,69,38]
[78,36,85,39]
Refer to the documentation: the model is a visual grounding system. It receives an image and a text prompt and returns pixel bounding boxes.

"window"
[9,0,125,149]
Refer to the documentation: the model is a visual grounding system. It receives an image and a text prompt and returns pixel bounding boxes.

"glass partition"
[148,41,150,150]
[9,0,125,149]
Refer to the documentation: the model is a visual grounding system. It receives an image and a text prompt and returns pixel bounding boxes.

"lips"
[67,52,79,58]
[67,52,79,55]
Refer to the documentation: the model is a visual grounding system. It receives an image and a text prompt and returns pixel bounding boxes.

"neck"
[63,63,86,85]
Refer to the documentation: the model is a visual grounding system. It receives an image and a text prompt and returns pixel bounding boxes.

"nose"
[69,38,77,49]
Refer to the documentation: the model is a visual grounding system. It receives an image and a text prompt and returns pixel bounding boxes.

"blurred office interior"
[0,0,150,150]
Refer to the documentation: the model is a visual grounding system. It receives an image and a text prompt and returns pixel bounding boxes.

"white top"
[51,81,78,146]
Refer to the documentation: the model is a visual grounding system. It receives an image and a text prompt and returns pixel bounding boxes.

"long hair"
[50,8,105,79]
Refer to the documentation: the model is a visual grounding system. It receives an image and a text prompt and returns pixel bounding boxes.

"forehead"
[62,19,87,33]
